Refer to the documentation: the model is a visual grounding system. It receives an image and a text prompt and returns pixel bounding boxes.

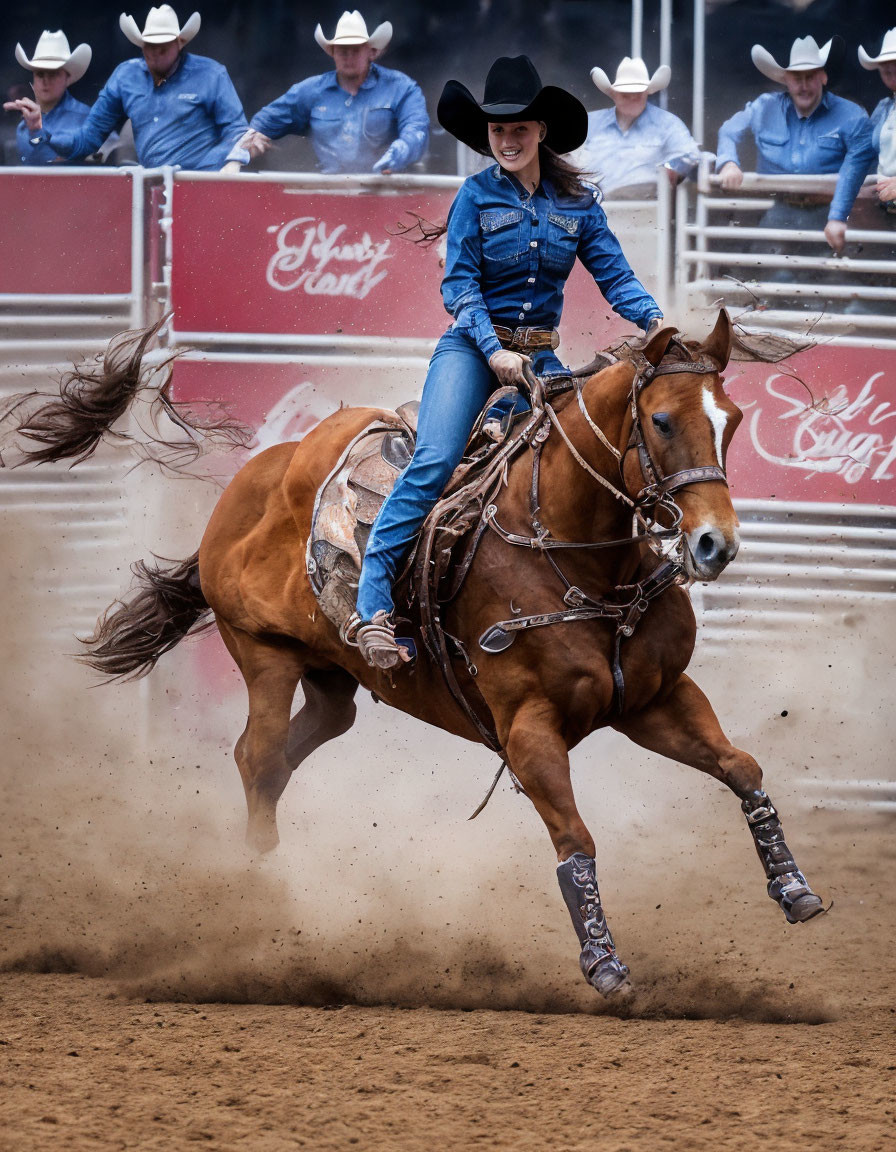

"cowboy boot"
[348,611,413,670]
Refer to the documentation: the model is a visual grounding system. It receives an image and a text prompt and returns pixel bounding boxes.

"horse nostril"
[687,526,739,575]
[695,530,723,566]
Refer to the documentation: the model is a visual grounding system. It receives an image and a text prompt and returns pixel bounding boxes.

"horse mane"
[602,323,813,368]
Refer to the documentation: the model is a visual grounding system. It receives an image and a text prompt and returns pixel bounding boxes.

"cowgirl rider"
[352,56,664,669]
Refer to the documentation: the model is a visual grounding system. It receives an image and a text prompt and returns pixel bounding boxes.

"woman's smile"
[487,120,544,188]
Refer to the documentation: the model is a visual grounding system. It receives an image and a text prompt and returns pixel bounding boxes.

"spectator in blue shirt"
[8,31,91,165]
[860,28,896,210]
[4,6,249,172]
[349,56,662,669]
[575,56,701,198]
[242,10,428,175]
[716,35,873,254]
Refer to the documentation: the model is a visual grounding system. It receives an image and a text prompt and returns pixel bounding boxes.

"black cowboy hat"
[437,55,588,157]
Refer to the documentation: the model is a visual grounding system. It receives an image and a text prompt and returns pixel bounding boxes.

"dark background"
[2,0,894,170]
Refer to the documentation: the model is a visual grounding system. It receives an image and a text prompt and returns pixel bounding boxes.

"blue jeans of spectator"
[756,200,830,284]
[355,327,562,620]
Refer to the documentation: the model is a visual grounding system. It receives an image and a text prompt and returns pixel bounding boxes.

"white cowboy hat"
[15,30,91,84]
[858,27,896,70]
[751,36,835,83]
[119,5,201,47]
[590,56,671,96]
[314,10,392,56]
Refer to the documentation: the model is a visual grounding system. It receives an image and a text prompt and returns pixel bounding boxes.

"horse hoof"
[768,872,825,924]
[582,952,631,998]
[784,892,826,924]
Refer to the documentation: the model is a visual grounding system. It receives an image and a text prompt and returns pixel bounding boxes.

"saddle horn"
[522,361,545,408]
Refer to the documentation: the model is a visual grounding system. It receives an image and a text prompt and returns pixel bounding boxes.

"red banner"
[0,173,132,295]
[724,345,896,505]
[171,182,454,337]
[169,181,634,355]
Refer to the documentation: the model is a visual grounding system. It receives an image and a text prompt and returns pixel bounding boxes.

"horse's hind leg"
[286,668,359,769]
[218,621,306,854]
[504,703,630,997]
[614,673,824,924]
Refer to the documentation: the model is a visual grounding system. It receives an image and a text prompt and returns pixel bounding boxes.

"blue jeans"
[756,200,831,285]
[355,328,563,619]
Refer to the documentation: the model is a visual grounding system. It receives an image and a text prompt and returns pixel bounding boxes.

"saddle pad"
[307,417,416,632]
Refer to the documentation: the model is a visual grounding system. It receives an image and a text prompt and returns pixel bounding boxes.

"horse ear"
[642,325,678,368]
[700,308,733,370]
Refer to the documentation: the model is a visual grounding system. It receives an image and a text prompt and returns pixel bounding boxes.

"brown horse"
[79,309,824,997]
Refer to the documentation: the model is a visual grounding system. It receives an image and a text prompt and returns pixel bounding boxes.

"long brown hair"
[539,144,594,199]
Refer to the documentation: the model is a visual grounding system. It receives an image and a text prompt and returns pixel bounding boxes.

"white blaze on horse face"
[702,386,729,467]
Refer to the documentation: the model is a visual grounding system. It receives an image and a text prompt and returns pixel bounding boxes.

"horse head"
[619,309,743,581]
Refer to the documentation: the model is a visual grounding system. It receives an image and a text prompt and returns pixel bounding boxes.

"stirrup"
[346,610,413,670]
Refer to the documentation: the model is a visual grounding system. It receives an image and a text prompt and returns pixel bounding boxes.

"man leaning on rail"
[574,55,701,199]
[4,5,250,172]
[238,10,429,175]
[715,35,873,256]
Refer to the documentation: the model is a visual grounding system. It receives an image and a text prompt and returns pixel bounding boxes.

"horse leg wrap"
[741,791,825,924]
[557,853,630,996]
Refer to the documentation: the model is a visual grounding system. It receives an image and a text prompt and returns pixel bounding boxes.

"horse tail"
[79,551,214,680]
[5,314,250,468]
[6,315,169,466]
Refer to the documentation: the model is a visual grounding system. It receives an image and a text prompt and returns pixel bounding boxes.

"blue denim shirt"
[17,89,90,164]
[575,103,701,194]
[249,62,428,174]
[442,166,662,360]
[716,91,874,221]
[44,53,248,170]
[871,95,896,171]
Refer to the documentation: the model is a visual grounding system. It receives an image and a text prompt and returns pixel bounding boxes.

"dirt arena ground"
[2,666,894,1150]
[2,808,894,1152]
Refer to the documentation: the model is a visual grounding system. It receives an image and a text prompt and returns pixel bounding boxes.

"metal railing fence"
[677,165,896,347]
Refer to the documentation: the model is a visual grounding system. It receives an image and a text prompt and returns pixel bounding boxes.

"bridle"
[624,348,729,505]
[483,343,729,567]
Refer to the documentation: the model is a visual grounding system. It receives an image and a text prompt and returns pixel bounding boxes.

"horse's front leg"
[504,702,630,997]
[614,673,824,925]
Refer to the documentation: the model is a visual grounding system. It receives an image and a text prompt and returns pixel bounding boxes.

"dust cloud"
[0,461,893,1026]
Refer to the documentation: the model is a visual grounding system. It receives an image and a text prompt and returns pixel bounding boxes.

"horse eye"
[652,413,674,438]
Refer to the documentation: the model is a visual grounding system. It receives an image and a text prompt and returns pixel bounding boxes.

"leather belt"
[493,324,560,352]
[779,193,832,209]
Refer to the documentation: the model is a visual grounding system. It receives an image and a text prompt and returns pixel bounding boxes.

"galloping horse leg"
[505,703,631,996]
[614,673,824,924]
[286,668,359,768]
[217,619,307,854]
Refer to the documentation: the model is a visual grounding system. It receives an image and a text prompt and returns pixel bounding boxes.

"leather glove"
[488,349,531,386]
